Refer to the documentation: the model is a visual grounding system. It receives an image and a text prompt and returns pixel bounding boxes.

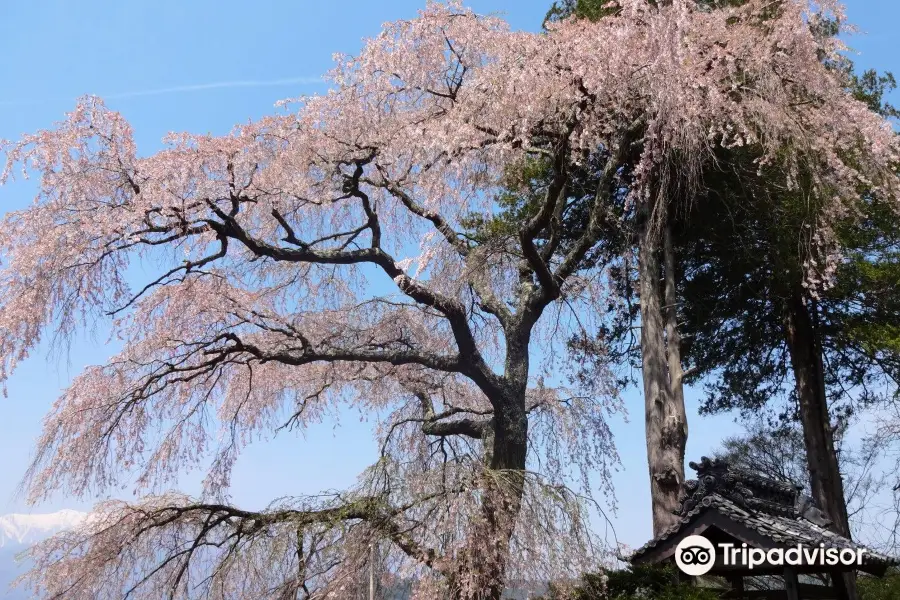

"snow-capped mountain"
[0,510,86,548]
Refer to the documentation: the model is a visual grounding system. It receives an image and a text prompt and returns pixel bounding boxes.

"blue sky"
[0,0,897,553]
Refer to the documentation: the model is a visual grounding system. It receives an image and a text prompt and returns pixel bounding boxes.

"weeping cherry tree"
[0,1,897,598]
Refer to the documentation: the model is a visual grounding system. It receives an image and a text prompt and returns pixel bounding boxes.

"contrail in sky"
[0,76,325,107]
[103,76,325,99]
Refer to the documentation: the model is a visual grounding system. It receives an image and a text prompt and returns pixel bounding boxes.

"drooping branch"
[108,234,229,315]
[24,493,448,600]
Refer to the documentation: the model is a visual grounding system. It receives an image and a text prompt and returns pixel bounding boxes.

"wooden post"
[728,574,745,598]
[832,570,852,600]
[784,567,800,600]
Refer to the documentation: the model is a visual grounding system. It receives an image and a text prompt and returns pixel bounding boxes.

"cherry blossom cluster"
[1,0,896,598]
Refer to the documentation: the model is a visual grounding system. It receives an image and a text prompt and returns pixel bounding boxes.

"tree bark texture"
[639,211,689,537]
[782,285,857,600]
[448,327,531,600]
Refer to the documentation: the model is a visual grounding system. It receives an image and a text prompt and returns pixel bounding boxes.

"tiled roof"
[629,493,896,568]
[629,458,897,571]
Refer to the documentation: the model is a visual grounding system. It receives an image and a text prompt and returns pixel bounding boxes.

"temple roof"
[629,457,897,574]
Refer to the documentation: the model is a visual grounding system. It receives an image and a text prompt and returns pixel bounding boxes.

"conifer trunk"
[663,224,688,442]
[782,286,857,600]
[639,212,688,536]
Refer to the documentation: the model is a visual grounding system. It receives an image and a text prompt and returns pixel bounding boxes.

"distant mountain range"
[0,510,86,548]
[0,510,87,600]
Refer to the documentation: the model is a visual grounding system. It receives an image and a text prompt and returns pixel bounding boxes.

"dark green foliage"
[460,147,639,392]
[672,148,798,420]
[848,71,899,120]
[858,569,900,600]
[544,0,620,27]
[461,152,629,261]
[543,0,748,28]
[602,565,721,600]
[541,564,900,600]
[676,72,900,425]
[540,565,722,599]
[830,199,900,390]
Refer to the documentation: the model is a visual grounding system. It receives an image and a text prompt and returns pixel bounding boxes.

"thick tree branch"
[364,171,514,327]
[204,202,504,398]
[111,495,446,581]
[215,331,464,374]
[368,169,469,258]
[519,145,569,302]
[413,389,491,439]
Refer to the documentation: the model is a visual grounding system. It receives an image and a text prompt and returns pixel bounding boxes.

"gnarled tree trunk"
[451,444,527,599]
[447,324,532,600]
[458,410,528,600]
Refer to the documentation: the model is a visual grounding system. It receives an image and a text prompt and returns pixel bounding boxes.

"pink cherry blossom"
[1,1,896,598]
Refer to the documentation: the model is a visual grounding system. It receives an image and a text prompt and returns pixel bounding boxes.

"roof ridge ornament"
[676,456,825,523]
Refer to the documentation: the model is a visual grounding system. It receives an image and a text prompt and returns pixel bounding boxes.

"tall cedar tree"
[550,4,898,597]
[677,71,900,538]
[549,0,899,554]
